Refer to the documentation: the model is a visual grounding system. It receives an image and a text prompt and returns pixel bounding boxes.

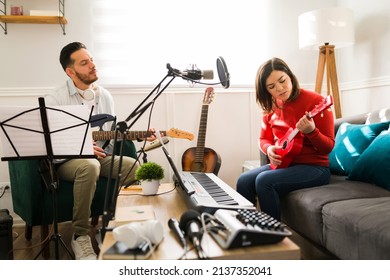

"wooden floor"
[11,221,101,260]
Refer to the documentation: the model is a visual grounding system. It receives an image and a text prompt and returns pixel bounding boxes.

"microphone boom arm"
[123,65,178,131]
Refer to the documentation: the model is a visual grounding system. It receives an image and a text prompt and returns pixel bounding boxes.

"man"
[45,42,156,259]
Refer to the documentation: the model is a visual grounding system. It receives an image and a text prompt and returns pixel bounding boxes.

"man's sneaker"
[71,234,97,260]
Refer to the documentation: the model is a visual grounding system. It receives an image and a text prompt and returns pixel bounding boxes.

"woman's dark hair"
[255,57,300,113]
[59,42,87,71]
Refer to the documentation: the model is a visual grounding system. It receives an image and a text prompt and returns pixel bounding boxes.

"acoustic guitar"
[270,95,333,169]
[181,87,221,175]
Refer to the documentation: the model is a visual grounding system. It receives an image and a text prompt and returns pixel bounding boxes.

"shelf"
[0,15,67,24]
[0,0,67,34]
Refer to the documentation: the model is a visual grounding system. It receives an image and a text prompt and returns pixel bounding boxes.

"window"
[92,0,269,86]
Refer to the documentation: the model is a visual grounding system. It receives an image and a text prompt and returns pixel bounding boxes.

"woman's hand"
[267,145,283,167]
[296,112,316,134]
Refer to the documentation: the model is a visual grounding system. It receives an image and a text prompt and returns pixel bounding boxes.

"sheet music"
[0,104,94,159]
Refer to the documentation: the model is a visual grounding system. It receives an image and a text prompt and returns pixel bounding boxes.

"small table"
[98,183,300,260]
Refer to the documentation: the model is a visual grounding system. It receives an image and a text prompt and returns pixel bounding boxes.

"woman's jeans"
[236,164,330,220]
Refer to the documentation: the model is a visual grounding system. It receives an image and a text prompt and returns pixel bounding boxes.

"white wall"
[1,0,390,223]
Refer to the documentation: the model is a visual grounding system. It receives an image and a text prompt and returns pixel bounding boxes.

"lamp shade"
[298,7,355,50]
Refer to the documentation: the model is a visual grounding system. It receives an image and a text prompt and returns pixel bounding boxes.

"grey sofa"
[260,107,390,259]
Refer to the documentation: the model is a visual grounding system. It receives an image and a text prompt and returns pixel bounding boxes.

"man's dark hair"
[59,42,87,71]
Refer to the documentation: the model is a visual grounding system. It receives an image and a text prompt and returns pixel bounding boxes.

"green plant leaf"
[135,162,164,181]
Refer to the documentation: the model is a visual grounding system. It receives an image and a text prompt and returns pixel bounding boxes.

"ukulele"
[270,95,333,170]
[181,87,221,175]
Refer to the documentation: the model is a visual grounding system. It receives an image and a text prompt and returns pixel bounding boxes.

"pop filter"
[216,56,230,89]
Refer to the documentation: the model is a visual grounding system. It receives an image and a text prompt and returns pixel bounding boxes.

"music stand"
[0,97,95,259]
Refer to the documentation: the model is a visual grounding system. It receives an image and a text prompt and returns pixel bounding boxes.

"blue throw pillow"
[329,121,390,175]
[348,129,390,190]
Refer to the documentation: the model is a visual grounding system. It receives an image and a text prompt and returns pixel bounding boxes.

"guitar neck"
[93,130,167,141]
[195,104,208,162]
[287,128,299,142]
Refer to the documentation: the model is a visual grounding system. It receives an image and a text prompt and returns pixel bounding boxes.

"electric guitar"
[90,114,194,141]
[181,87,221,175]
[92,128,193,141]
[270,95,333,170]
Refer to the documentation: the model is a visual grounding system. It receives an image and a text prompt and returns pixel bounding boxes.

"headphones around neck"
[81,88,95,101]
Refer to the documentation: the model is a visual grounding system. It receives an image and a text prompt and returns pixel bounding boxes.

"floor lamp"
[299,7,355,118]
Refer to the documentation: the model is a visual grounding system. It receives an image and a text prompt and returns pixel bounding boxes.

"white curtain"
[92,0,270,86]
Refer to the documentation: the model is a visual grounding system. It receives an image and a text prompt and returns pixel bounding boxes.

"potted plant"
[135,162,165,195]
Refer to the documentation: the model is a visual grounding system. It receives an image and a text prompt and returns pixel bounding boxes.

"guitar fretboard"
[195,104,208,162]
[92,130,167,141]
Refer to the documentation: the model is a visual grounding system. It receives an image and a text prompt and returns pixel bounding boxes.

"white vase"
[141,179,160,195]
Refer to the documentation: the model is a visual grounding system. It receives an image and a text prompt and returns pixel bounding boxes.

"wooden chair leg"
[24,224,32,240]
[40,225,50,259]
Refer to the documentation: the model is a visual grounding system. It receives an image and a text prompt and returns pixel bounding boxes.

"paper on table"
[0,104,93,159]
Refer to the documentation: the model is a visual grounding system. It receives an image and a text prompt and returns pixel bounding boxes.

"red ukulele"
[270,95,333,169]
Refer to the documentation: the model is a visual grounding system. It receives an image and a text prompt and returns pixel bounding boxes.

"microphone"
[168,218,187,248]
[216,56,230,89]
[138,137,169,152]
[180,68,214,80]
[179,209,208,259]
[168,64,214,80]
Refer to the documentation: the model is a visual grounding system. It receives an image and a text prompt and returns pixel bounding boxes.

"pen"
[123,186,142,190]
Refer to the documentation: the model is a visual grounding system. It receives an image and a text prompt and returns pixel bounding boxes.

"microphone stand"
[100,64,179,241]
[99,59,229,242]
[138,148,149,163]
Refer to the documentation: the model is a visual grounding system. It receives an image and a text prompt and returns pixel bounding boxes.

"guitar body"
[270,137,303,169]
[182,147,221,175]
[181,87,222,176]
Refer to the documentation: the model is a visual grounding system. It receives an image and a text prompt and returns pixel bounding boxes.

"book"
[114,204,155,226]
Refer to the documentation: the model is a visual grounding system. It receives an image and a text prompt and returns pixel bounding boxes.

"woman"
[236,57,335,220]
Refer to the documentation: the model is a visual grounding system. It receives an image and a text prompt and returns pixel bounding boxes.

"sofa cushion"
[365,108,390,124]
[280,175,390,246]
[348,129,390,190]
[329,122,389,175]
[323,197,390,259]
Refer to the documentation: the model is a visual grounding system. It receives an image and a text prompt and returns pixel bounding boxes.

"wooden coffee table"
[98,183,300,260]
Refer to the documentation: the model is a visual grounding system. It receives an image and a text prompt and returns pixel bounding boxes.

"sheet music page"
[46,105,94,156]
[0,104,93,159]
[0,106,46,158]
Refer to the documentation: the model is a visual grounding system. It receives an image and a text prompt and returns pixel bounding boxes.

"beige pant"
[57,156,139,235]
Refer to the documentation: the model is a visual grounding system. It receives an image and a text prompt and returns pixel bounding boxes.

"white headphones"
[81,88,95,101]
[112,220,164,249]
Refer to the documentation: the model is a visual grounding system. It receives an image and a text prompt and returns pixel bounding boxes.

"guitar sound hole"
[282,141,288,149]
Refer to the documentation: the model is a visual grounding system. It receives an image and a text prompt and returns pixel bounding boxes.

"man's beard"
[75,71,98,85]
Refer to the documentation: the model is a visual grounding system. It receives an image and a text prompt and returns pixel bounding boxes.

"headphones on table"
[112,220,164,249]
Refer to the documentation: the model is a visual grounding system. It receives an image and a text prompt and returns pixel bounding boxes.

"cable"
[0,185,10,199]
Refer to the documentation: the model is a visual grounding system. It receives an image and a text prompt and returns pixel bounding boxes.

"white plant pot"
[141,179,160,195]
